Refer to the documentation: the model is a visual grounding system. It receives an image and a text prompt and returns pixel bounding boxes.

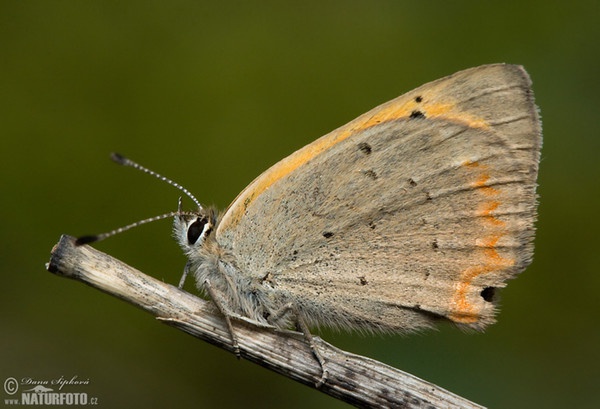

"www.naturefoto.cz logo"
[3,376,98,406]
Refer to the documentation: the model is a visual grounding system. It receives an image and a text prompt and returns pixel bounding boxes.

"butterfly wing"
[216,64,541,332]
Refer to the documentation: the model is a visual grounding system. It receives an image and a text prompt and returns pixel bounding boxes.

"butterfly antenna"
[75,154,203,246]
[110,152,203,211]
[76,211,181,246]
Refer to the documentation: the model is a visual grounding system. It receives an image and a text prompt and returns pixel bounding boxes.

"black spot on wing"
[358,142,372,155]
[362,169,378,180]
[481,287,497,302]
[409,110,425,119]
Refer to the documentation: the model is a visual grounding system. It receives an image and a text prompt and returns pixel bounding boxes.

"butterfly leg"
[297,315,329,388]
[178,261,191,289]
[204,278,241,358]
[270,303,329,387]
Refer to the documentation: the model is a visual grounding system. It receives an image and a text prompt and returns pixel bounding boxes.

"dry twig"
[47,235,485,409]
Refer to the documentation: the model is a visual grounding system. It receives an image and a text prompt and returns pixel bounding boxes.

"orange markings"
[344,98,490,137]
[450,160,513,324]
[462,160,500,196]
[422,102,490,130]
[221,97,490,231]
[449,265,491,323]
[450,248,515,323]
[479,235,500,248]
[477,201,506,226]
[474,177,500,196]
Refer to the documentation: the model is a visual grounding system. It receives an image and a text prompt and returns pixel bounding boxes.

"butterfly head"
[173,198,218,254]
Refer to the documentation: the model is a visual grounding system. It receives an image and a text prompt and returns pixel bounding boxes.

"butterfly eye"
[187,217,210,245]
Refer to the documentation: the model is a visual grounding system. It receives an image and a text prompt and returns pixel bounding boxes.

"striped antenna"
[75,154,202,246]
[76,211,180,245]
[110,153,203,211]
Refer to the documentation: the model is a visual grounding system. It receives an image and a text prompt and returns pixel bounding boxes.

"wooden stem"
[47,235,485,409]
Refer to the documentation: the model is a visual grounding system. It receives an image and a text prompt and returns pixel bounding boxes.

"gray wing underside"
[218,65,541,332]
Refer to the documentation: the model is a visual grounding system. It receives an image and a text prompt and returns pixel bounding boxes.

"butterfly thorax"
[174,207,290,327]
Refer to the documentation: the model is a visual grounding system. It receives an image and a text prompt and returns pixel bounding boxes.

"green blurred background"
[2,1,598,408]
